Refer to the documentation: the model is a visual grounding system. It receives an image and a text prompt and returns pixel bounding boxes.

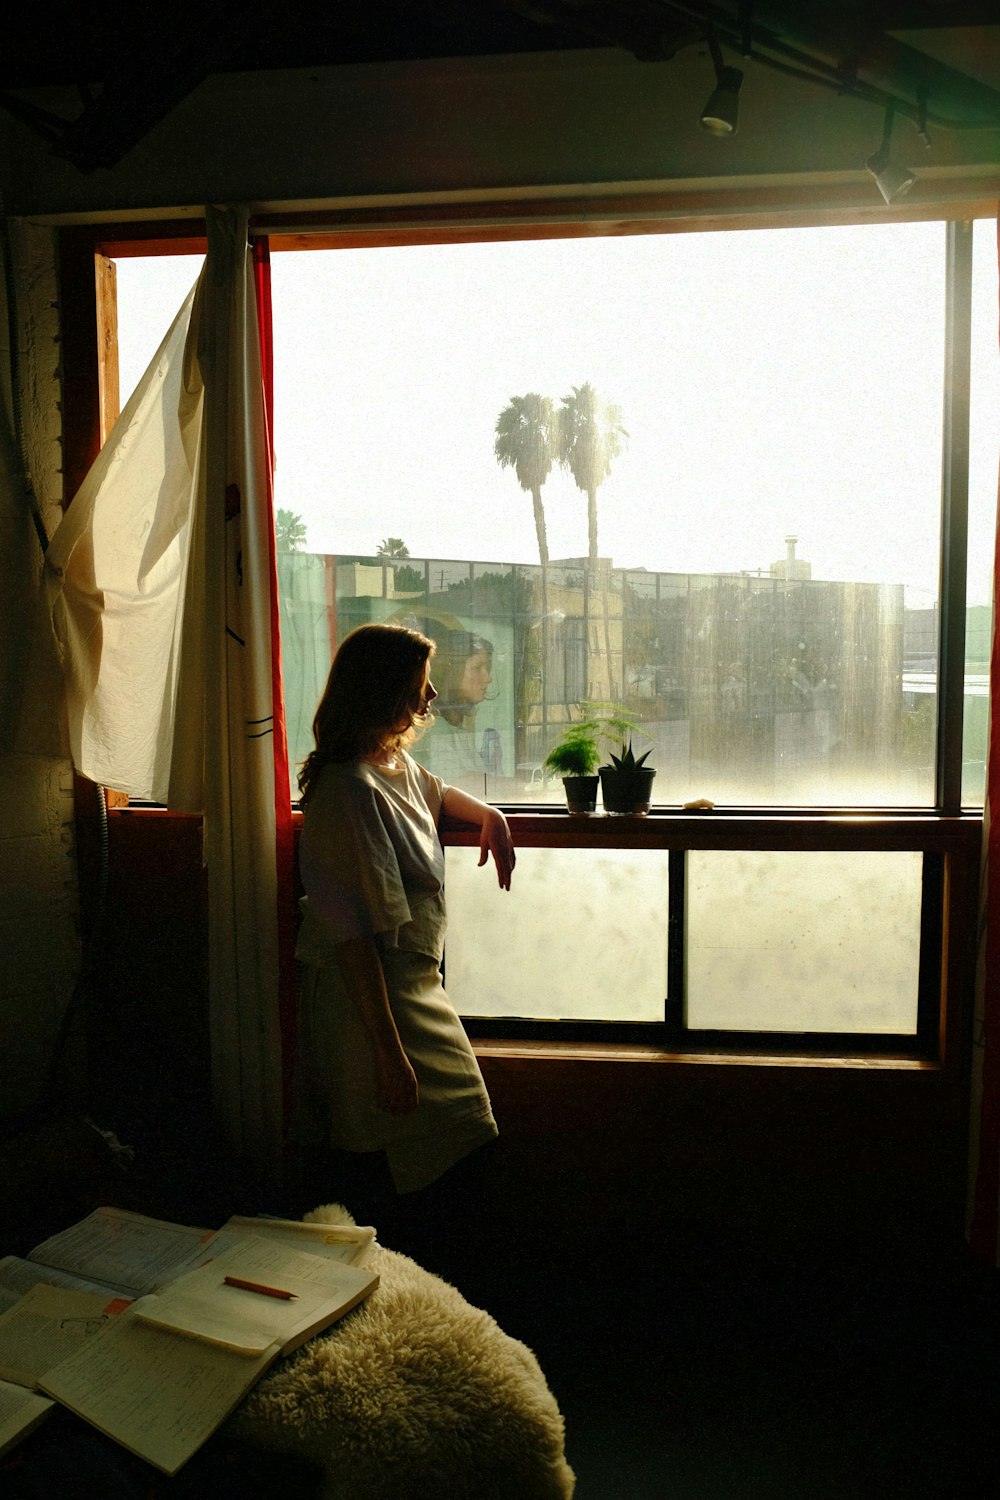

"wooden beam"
[95,253,119,443]
[57,228,102,507]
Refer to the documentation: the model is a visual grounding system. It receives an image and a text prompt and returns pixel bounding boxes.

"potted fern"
[542,723,601,814]
[542,707,638,815]
[599,737,656,815]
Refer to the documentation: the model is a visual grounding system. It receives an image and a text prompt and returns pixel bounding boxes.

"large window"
[110,209,996,1054]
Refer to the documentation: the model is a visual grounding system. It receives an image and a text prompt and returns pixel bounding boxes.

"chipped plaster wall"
[0,216,81,1120]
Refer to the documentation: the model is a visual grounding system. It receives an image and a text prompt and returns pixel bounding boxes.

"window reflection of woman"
[411,630,499,791]
[434,632,494,727]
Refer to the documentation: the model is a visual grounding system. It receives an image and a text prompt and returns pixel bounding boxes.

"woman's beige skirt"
[294,947,497,1193]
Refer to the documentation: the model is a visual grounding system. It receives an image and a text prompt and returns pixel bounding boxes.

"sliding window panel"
[685,850,923,1034]
[444,846,670,1022]
[260,226,951,808]
[963,218,1000,807]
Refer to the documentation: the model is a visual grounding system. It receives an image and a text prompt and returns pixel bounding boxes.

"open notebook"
[2,1214,378,1476]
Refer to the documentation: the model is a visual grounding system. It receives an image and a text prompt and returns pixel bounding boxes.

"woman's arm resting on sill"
[440,786,516,891]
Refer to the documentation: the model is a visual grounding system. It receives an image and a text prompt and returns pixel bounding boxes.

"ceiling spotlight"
[701,31,743,136]
[866,103,916,204]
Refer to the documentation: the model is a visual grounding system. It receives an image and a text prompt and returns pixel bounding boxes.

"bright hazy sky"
[115,219,999,607]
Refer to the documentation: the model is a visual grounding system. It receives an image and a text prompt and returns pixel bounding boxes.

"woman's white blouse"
[297,754,449,965]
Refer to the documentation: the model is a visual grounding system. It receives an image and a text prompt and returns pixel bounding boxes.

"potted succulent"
[542,707,637,815]
[599,738,656,815]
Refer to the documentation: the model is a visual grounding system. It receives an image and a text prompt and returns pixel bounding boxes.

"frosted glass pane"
[444,847,669,1021]
[686,850,922,1033]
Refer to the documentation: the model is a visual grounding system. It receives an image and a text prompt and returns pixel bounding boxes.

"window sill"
[472,1037,942,1070]
[443,808,981,853]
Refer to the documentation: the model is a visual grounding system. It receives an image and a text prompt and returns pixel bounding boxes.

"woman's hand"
[441,786,516,890]
[478,806,515,890]
[375,1043,420,1115]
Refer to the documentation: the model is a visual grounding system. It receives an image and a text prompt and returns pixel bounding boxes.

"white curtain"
[45,284,202,797]
[46,206,290,1191]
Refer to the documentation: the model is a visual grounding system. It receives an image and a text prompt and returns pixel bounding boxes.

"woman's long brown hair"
[298,623,435,804]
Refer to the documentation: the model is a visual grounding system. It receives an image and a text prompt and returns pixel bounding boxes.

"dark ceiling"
[2,1,998,172]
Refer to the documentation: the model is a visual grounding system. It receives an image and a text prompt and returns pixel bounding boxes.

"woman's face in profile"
[414,661,438,717]
[459,650,492,704]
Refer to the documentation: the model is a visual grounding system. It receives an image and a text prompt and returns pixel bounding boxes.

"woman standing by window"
[293,623,514,1246]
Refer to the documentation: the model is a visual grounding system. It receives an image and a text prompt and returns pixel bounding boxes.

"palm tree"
[559,384,627,703]
[557,383,626,567]
[493,393,558,566]
[275,508,308,552]
[377,537,410,559]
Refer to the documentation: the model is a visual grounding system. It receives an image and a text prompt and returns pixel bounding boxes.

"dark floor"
[2,1111,998,1500]
[425,1170,1000,1500]
[520,1231,999,1500]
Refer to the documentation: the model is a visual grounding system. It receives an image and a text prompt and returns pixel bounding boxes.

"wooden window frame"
[444,810,979,1069]
[59,200,987,1073]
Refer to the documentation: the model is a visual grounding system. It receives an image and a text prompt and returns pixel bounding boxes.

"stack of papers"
[0,1207,379,1474]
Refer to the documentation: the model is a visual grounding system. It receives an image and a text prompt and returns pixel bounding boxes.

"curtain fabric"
[45,285,202,797]
[968,212,1000,1268]
[46,206,292,1191]
[175,206,291,1189]
[253,236,299,1117]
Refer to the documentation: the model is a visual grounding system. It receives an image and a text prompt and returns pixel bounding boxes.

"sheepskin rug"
[226,1204,576,1499]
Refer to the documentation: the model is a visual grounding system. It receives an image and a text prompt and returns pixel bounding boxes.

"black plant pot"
[562,774,599,815]
[599,765,656,815]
